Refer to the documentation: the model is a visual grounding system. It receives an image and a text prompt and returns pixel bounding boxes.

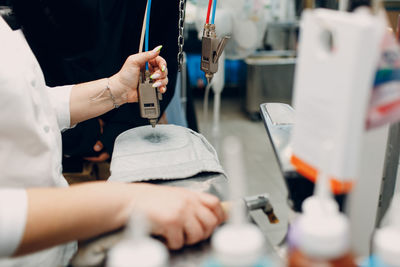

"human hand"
[108,45,168,105]
[129,183,226,250]
[83,119,110,162]
[84,141,110,162]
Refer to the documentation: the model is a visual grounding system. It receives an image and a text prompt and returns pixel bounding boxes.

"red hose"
[206,0,212,24]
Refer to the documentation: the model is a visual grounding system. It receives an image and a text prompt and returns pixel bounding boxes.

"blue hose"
[211,0,217,24]
[145,0,152,70]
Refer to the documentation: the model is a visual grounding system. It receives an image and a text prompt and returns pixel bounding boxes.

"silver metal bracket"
[200,24,230,83]
[138,71,161,128]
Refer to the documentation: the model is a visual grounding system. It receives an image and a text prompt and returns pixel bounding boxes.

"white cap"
[107,237,169,267]
[294,141,350,259]
[211,223,265,267]
[302,196,339,215]
[374,227,400,267]
[297,212,350,259]
[373,194,400,266]
[386,195,400,227]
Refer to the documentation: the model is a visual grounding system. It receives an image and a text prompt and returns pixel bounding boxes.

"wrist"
[108,75,129,107]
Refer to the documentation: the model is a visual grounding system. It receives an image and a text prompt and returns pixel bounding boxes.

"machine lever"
[221,193,279,224]
[213,36,230,63]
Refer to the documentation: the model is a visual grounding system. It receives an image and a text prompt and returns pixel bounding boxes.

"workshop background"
[2,0,400,265]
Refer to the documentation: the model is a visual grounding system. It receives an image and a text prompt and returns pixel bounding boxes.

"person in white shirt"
[0,16,225,267]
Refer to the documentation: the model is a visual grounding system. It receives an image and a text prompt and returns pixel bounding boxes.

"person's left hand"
[83,119,110,162]
[84,140,110,162]
[108,45,168,105]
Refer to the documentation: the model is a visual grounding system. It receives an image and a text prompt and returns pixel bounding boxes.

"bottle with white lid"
[288,141,356,267]
[364,194,400,267]
[203,136,274,267]
[106,212,169,267]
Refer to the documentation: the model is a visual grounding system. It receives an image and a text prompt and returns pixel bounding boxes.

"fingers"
[149,56,167,73]
[165,226,185,250]
[135,186,223,250]
[195,204,219,240]
[127,45,163,67]
[162,207,218,249]
[150,67,168,80]
[152,77,168,94]
[148,57,167,94]
[197,192,226,224]
[183,216,205,245]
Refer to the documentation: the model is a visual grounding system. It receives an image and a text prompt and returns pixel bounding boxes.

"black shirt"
[12,0,179,157]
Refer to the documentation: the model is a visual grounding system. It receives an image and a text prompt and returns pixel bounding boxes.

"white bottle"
[370,195,400,267]
[107,213,169,267]
[205,136,270,267]
[294,203,352,261]
[288,142,355,267]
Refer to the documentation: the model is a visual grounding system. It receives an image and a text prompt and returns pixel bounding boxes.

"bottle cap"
[374,194,400,267]
[215,137,265,266]
[296,140,351,259]
[297,212,350,259]
[107,238,169,267]
[302,195,339,214]
[212,224,265,267]
[107,212,169,267]
[374,227,400,267]
[387,195,400,227]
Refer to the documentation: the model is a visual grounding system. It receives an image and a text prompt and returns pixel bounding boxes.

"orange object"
[291,155,354,194]
[288,249,357,267]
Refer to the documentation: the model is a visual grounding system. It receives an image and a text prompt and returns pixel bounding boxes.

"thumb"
[129,45,163,66]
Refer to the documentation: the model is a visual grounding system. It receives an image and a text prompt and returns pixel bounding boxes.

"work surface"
[71,173,285,266]
[156,174,284,265]
[72,97,290,265]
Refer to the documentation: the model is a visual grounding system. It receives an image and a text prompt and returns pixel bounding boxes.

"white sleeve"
[0,189,27,257]
[46,85,73,132]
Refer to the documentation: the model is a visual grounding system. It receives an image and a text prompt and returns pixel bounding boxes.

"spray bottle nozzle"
[309,141,337,214]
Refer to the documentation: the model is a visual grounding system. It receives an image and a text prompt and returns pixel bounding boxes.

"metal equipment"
[137,0,163,128]
[221,193,279,224]
[177,0,186,72]
[260,103,347,212]
[245,53,295,120]
[138,71,162,128]
[260,102,400,257]
[244,194,279,224]
[200,23,229,84]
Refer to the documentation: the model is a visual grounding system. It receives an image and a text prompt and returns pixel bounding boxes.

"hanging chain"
[177,0,186,72]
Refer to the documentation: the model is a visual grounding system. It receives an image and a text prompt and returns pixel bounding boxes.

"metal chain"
[177,0,186,72]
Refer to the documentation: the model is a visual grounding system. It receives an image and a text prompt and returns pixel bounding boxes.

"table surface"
[159,173,284,266]
[72,170,284,266]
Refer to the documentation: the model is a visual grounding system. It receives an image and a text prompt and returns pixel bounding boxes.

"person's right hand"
[129,183,226,250]
[108,45,168,106]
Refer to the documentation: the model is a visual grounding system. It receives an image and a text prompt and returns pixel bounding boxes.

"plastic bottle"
[106,213,169,267]
[288,142,356,267]
[364,194,400,267]
[203,136,274,267]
